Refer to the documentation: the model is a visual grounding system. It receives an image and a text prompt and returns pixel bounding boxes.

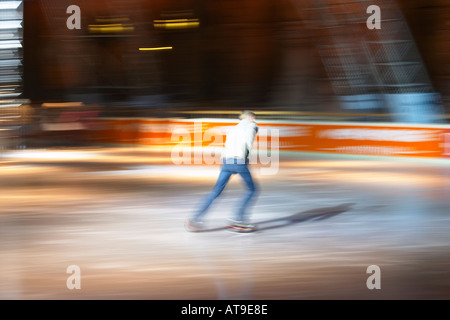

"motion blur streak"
[139,47,173,51]
[1,148,450,299]
[2,0,450,300]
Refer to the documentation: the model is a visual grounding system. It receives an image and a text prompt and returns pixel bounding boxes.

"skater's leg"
[234,166,258,223]
[193,168,233,222]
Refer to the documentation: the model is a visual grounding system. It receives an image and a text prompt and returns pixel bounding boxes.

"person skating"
[185,110,259,233]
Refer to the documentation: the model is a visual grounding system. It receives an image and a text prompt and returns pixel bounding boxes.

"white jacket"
[222,119,259,160]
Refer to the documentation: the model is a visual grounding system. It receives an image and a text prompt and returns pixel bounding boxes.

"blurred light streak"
[0,20,22,29]
[312,170,445,187]
[0,1,21,10]
[41,102,84,108]
[153,19,199,29]
[5,150,98,160]
[4,148,171,164]
[0,40,21,49]
[281,160,448,187]
[86,165,220,180]
[88,24,134,33]
[0,103,22,108]
[139,47,173,51]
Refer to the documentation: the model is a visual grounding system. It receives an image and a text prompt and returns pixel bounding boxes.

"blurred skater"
[185,110,259,233]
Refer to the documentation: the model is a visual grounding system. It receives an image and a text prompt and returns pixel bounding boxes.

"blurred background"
[0,0,449,149]
[2,1,450,300]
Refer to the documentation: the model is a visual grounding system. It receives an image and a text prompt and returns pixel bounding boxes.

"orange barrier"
[91,118,450,159]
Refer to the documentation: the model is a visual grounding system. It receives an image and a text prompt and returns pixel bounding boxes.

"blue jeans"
[194,159,258,223]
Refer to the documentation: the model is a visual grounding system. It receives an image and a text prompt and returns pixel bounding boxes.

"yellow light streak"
[153,19,200,29]
[88,24,134,33]
[139,47,173,51]
[41,102,84,108]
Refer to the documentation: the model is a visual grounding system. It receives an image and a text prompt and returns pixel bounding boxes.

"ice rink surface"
[1,147,450,300]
